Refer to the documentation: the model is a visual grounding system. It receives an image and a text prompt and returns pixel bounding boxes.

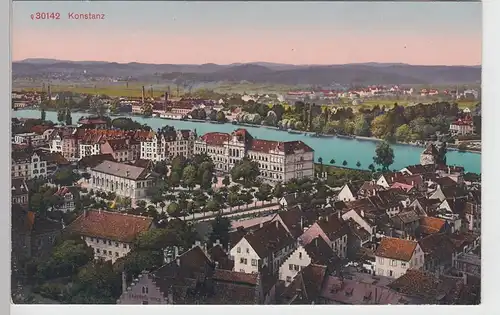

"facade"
[449,117,474,135]
[89,160,157,200]
[11,178,29,207]
[140,129,196,162]
[194,129,314,182]
[13,132,46,146]
[53,186,77,213]
[229,221,296,275]
[374,237,425,279]
[299,213,349,259]
[101,138,139,162]
[67,209,154,263]
[279,236,337,286]
[11,150,47,180]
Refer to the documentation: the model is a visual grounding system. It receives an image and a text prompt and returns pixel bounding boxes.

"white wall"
[83,236,132,263]
[230,238,260,274]
[278,246,311,285]
[337,185,356,202]
[375,243,425,279]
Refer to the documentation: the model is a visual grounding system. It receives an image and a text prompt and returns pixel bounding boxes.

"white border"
[5,1,498,315]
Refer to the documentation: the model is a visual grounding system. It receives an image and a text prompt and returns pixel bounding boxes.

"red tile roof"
[375,237,417,261]
[67,210,153,243]
[419,216,446,235]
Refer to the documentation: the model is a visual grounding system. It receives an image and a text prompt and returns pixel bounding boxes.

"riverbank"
[12,109,482,173]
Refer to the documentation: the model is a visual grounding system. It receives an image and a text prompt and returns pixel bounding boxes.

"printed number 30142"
[31,12,61,20]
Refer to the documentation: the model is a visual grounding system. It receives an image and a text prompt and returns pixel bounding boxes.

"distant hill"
[12,59,481,85]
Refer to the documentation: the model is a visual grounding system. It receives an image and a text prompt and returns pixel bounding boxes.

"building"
[89,160,157,200]
[52,186,77,213]
[374,237,424,279]
[194,129,314,182]
[140,129,196,162]
[449,117,475,135]
[77,117,107,129]
[11,178,29,208]
[279,236,338,286]
[101,138,140,162]
[11,150,48,180]
[420,144,439,166]
[229,221,296,275]
[13,132,46,146]
[11,204,63,261]
[299,213,350,259]
[67,209,154,263]
[117,244,266,304]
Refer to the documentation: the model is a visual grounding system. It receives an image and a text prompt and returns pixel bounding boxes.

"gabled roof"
[244,221,295,258]
[418,233,455,262]
[279,264,328,304]
[92,160,151,180]
[67,210,153,243]
[435,177,458,188]
[422,143,439,156]
[11,178,29,196]
[78,154,115,168]
[394,210,420,224]
[375,237,417,261]
[419,216,446,235]
[316,215,349,241]
[303,237,339,266]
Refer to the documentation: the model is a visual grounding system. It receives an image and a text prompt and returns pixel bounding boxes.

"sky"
[12,1,482,66]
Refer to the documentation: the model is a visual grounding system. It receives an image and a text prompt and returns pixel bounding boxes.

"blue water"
[13,110,481,174]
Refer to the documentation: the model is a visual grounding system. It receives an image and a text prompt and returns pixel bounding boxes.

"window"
[299,252,302,259]
[390,260,397,267]
[240,269,245,272]
[96,249,100,254]
[115,242,119,247]
[246,248,250,254]
[103,250,107,255]
[142,301,148,305]
[240,258,247,264]
[401,262,407,268]
[237,247,241,253]
[294,265,300,271]
[389,270,394,277]
[377,257,384,265]
[289,264,293,270]
[108,240,112,245]
[90,237,94,242]
[97,239,100,244]
[377,269,384,276]
[286,276,292,283]
[142,286,149,294]
[115,252,119,257]
[123,244,127,249]
[251,259,257,266]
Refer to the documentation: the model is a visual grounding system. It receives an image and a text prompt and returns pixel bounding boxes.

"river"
[13,110,481,174]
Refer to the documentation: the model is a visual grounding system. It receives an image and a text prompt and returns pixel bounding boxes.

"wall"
[278,246,311,285]
[83,236,132,263]
[118,273,169,304]
[230,238,260,274]
[375,244,424,279]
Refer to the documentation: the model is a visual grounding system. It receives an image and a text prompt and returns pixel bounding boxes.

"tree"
[57,109,65,123]
[166,203,180,215]
[255,183,272,206]
[370,114,391,139]
[330,159,335,165]
[222,175,231,187]
[395,124,412,142]
[168,172,181,188]
[159,201,166,212]
[209,215,231,248]
[53,168,79,186]
[201,170,213,190]
[41,108,46,121]
[353,115,371,136]
[230,158,260,187]
[437,142,448,165]
[65,109,72,125]
[216,111,227,122]
[373,141,395,171]
[457,142,468,152]
[135,200,147,209]
[368,164,376,172]
[35,239,94,281]
[204,200,219,214]
[272,183,284,200]
[69,261,121,304]
[356,161,361,168]
[342,160,348,167]
[182,165,198,190]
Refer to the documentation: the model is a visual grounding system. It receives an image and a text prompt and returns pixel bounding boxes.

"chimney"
[126,170,130,177]
[215,261,219,269]
[121,271,127,293]
[361,209,365,217]
[300,216,304,230]
[176,258,181,267]
[325,215,329,222]
[338,211,341,219]
[314,238,318,247]
[142,86,145,103]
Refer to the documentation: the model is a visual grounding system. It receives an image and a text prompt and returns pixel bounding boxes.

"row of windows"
[87,237,128,249]
[288,264,303,271]
[239,258,258,266]
[95,248,120,257]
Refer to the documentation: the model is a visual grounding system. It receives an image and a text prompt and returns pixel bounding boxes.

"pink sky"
[13,28,482,66]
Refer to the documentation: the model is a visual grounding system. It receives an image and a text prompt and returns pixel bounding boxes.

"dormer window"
[299,252,302,259]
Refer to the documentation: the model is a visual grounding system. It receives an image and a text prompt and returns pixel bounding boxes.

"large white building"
[11,150,48,180]
[67,209,154,263]
[140,129,196,162]
[89,160,157,200]
[374,237,425,279]
[194,129,314,183]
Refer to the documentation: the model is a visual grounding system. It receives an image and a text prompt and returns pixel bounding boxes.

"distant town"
[11,78,481,305]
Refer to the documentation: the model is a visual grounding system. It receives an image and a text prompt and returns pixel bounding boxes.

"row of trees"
[189,108,227,122]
